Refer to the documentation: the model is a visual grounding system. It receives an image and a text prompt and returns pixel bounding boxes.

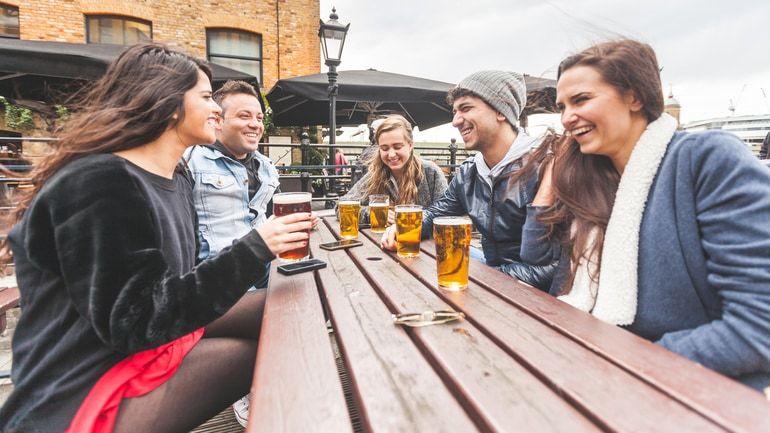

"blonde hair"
[361,114,424,204]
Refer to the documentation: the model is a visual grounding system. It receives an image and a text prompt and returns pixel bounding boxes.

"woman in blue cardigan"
[522,39,770,391]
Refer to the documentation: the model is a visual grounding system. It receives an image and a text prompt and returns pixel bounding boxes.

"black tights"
[112,289,265,433]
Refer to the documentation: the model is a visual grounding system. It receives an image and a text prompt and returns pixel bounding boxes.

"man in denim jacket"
[184,80,279,425]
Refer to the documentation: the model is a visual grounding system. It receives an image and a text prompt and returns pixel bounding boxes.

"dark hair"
[13,43,210,223]
[212,80,260,115]
[542,39,663,292]
[557,39,664,123]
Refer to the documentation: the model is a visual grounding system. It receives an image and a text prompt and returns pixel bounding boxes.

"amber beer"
[369,194,389,233]
[433,216,472,291]
[272,192,311,262]
[395,205,423,258]
[338,199,361,239]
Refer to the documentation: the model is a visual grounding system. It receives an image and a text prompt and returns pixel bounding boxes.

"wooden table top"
[247,213,770,433]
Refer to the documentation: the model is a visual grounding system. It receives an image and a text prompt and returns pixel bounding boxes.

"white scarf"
[559,113,678,325]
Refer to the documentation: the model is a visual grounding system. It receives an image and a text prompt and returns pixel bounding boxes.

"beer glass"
[272,192,312,262]
[433,216,472,291]
[369,194,390,233]
[338,199,361,239]
[395,205,423,258]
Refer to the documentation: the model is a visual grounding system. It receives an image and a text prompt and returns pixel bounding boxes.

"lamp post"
[319,7,349,194]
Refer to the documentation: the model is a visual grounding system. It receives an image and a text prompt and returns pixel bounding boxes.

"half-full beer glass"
[395,205,423,258]
[433,216,472,291]
[338,199,361,239]
[369,194,390,233]
[272,192,311,262]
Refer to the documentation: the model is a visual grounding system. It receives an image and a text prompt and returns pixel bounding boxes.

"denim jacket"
[184,145,280,260]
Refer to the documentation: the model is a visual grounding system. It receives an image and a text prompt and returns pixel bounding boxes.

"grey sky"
[318,0,770,134]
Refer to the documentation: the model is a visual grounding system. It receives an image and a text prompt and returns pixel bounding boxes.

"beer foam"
[395,205,422,213]
[273,193,311,204]
[338,200,360,206]
[433,216,472,225]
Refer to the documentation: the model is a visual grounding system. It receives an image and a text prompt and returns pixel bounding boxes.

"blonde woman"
[340,114,447,225]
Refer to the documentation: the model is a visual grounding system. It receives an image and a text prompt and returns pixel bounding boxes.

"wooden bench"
[247,215,770,433]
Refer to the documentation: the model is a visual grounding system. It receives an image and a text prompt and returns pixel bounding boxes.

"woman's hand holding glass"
[257,212,314,256]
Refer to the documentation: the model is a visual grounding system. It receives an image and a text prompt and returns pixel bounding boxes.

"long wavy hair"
[539,39,665,293]
[361,115,424,205]
[1,44,210,262]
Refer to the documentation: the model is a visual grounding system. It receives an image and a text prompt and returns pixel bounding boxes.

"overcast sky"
[318,0,770,141]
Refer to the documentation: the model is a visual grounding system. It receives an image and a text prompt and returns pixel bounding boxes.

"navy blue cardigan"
[522,130,770,390]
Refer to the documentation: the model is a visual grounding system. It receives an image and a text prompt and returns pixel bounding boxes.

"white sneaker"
[232,394,250,427]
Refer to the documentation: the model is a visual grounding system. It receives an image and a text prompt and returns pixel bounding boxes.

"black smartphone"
[359,223,372,229]
[319,239,364,251]
[276,258,327,275]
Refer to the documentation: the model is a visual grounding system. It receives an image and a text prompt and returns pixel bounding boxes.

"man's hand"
[380,224,397,251]
[387,209,396,226]
[257,213,312,256]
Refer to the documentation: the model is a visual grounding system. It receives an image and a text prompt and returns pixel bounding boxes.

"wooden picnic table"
[247,211,770,433]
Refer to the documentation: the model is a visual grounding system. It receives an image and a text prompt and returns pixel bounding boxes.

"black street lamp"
[319,7,349,193]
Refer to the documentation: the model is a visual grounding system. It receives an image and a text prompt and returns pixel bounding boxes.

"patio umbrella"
[0,39,259,102]
[267,69,556,130]
[267,69,454,130]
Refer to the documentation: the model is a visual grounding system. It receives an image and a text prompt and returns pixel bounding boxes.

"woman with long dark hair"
[522,39,770,391]
[0,44,312,432]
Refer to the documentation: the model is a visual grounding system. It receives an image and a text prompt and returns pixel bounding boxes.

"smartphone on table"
[319,239,364,251]
[276,258,327,275]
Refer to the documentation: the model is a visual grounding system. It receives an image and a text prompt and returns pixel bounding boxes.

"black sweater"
[0,154,273,433]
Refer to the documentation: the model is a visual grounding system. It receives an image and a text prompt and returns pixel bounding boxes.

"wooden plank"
[330,221,601,433]
[362,232,731,433]
[312,219,480,433]
[247,230,353,433]
[437,242,770,433]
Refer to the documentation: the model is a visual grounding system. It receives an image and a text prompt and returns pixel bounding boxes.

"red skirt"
[65,328,205,433]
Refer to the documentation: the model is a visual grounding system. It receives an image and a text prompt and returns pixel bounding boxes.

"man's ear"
[496,111,507,123]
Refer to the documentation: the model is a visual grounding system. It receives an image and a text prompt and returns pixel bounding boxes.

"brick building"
[0,0,320,90]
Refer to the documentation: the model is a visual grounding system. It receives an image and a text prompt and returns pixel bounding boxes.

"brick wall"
[14,0,320,89]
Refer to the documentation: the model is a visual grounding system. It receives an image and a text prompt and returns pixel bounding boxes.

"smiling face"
[556,65,647,170]
[176,70,221,146]
[378,127,414,177]
[451,95,507,153]
[216,92,264,159]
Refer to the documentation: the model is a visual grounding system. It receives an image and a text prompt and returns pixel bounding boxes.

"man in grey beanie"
[381,70,556,290]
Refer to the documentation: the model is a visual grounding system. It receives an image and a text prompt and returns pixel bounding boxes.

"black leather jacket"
[422,155,556,290]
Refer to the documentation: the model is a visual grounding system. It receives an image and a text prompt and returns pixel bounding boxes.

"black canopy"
[0,39,258,102]
[267,69,556,130]
[267,69,456,130]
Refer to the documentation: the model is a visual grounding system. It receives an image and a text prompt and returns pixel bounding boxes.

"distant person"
[340,114,447,226]
[522,39,770,391]
[380,71,556,290]
[334,147,348,174]
[760,130,770,159]
[0,44,312,433]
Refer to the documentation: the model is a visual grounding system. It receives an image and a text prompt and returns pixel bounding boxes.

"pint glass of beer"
[433,216,472,291]
[338,199,361,239]
[395,205,423,258]
[272,192,312,262]
[369,194,390,233]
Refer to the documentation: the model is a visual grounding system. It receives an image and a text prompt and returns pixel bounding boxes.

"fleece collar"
[559,113,678,325]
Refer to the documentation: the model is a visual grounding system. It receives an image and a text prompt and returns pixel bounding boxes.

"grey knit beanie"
[455,70,527,128]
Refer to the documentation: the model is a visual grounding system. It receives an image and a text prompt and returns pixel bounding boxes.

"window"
[0,4,19,39]
[207,29,262,85]
[86,15,151,45]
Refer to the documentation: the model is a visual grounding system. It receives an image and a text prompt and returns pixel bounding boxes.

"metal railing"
[0,136,473,204]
